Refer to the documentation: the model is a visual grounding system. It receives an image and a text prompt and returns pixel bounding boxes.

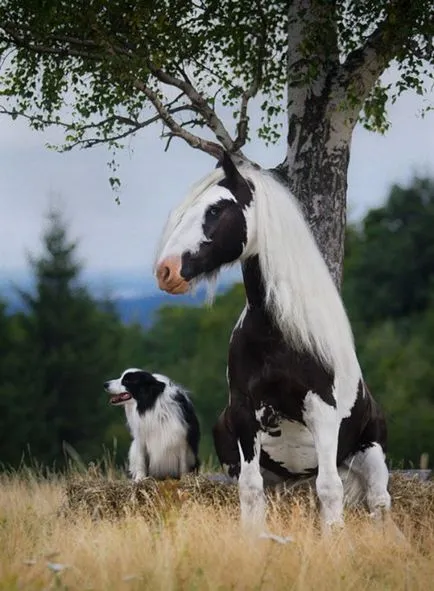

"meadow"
[1,467,434,591]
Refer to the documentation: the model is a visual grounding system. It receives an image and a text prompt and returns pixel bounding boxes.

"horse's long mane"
[156,162,357,372]
[240,163,357,372]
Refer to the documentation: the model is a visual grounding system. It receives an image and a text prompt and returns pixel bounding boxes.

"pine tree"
[12,209,123,467]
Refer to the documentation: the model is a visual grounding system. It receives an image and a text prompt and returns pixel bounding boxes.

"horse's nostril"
[160,265,171,282]
[103,381,110,389]
[156,256,186,293]
[156,264,172,286]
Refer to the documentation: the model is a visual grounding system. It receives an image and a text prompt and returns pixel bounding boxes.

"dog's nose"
[103,381,110,389]
[155,256,189,294]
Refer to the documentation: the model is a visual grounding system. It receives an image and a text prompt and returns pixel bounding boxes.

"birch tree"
[0,0,432,285]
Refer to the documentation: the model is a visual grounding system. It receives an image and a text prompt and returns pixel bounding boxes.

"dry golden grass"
[1,470,434,591]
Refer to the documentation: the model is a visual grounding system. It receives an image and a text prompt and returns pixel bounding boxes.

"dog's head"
[104,368,167,410]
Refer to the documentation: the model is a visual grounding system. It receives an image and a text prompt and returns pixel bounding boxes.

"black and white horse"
[154,153,390,534]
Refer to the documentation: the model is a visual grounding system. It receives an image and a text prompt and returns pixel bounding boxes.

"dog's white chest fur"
[125,397,193,479]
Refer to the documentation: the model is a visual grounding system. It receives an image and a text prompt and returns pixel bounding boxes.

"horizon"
[0,266,241,303]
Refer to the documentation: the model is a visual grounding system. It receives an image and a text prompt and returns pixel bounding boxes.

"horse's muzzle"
[156,256,190,294]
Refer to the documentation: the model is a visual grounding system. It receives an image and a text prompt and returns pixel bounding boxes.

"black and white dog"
[104,369,200,480]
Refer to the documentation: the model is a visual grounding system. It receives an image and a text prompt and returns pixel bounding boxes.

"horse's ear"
[220,152,242,183]
[219,151,253,206]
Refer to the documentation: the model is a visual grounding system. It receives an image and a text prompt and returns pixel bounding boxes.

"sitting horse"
[154,153,391,534]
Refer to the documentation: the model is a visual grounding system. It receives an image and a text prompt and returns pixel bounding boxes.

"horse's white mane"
[156,162,358,372]
[240,163,357,373]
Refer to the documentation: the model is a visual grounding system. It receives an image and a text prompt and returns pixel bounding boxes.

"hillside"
[0,275,232,328]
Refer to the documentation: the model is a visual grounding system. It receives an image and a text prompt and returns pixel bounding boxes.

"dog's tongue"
[110,392,132,404]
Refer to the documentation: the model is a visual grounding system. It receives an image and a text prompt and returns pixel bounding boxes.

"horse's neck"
[241,256,268,311]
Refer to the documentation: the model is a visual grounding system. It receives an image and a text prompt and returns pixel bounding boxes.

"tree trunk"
[276,1,358,290]
[273,102,354,290]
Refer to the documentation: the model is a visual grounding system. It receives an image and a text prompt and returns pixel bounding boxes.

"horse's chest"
[256,407,317,474]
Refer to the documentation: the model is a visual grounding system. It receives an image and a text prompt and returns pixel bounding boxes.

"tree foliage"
[0,1,432,159]
[343,178,434,325]
[343,177,434,466]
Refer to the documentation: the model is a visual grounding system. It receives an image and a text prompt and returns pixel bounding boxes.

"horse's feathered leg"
[344,443,391,518]
[237,434,266,532]
[303,391,344,532]
[237,439,293,544]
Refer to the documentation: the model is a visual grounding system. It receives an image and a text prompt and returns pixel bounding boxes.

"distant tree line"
[343,178,434,468]
[1,178,434,470]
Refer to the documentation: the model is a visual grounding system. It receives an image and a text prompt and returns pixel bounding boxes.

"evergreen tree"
[6,209,124,467]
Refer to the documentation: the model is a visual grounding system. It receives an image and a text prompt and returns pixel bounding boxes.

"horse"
[154,152,391,535]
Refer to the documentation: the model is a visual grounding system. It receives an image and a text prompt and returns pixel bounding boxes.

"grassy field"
[1,470,434,591]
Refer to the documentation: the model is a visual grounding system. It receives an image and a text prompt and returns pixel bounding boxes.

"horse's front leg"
[237,433,266,532]
[212,407,241,480]
[213,405,265,519]
[303,392,344,533]
[236,418,293,544]
[226,402,266,533]
[213,406,265,526]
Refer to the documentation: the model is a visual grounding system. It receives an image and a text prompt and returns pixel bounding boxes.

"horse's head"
[155,153,255,294]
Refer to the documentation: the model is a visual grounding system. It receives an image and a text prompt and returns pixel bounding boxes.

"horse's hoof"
[369,505,390,522]
[259,531,294,544]
[370,509,408,545]
[322,519,344,537]
[133,476,148,483]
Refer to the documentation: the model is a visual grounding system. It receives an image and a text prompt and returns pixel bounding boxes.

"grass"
[1,469,434,590]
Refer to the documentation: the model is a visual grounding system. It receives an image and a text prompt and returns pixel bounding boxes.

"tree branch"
[133,79,224,159]
[65,105,199,150]
[147,63,235,152]
[2,24,103,60]
[232,0,266,152]
[48,34,100,49]
[339,4,411,103]
[1,21,238,160]
[0,104,198,150]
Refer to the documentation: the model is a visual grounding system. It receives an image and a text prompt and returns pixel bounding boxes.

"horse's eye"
[209,206,221,217]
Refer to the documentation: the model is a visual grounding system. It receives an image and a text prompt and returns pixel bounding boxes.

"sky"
[0,71,433,296]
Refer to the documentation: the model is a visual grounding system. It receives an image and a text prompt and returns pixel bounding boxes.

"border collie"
[104,369,200,481]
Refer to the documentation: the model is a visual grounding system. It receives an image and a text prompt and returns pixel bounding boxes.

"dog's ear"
[136,371,158,385]
[123,370,161,388]
[122,372,138,386]
[122,370,151,388]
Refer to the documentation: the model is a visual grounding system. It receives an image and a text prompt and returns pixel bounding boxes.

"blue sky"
[0,68,433,296]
